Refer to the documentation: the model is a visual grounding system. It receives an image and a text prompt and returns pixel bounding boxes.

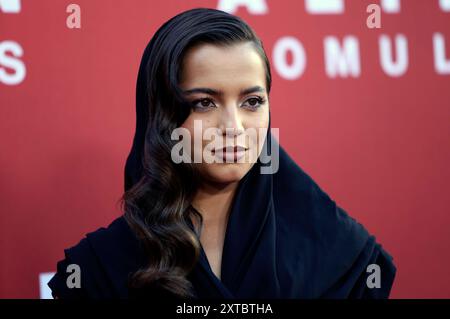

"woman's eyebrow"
[183,86,266,96]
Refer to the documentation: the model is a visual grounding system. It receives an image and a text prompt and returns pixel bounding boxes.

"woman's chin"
[203,162,253,184]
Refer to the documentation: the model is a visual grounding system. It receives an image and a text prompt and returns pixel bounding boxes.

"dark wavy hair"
[119,7,272,298]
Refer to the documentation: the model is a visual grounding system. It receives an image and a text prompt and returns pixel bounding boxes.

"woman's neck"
[191,180,239,225]
[190,180,239,279]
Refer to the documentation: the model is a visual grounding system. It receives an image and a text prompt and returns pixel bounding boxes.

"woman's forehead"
[180,42,266,91]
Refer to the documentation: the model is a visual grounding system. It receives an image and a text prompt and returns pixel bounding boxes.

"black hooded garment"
[47,39,397,300]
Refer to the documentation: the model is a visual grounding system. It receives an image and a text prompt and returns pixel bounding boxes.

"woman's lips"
[212,146,248,162]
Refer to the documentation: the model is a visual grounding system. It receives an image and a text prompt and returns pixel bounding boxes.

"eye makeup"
[191,96,266,112]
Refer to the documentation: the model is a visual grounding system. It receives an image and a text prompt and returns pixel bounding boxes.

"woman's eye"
[242,97,266,110]
[192,98,216,111]
[191,96,266,112]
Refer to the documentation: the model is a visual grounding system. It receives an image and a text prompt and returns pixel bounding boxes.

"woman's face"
[179,41,270,186]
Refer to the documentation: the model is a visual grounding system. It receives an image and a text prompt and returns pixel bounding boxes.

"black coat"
[47,141,396,299]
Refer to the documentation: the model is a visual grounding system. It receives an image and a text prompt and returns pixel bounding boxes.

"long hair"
[119,7,272,298]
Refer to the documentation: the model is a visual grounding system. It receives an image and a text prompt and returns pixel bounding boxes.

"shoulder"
[47,216,145,299]
[273,145,368,246]
[321,235,397,298]
[273,145,397,298]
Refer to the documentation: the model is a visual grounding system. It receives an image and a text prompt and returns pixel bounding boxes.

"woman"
[48,7,396,299]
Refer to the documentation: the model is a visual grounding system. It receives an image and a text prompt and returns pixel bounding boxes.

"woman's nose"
[218,105,245,137]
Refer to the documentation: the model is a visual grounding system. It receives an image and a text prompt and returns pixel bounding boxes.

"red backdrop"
[1,0,449,298]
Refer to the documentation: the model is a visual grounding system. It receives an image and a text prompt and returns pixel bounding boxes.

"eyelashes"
[191,98,216,111]
[191,96,266,112]
[244,96,266,109]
